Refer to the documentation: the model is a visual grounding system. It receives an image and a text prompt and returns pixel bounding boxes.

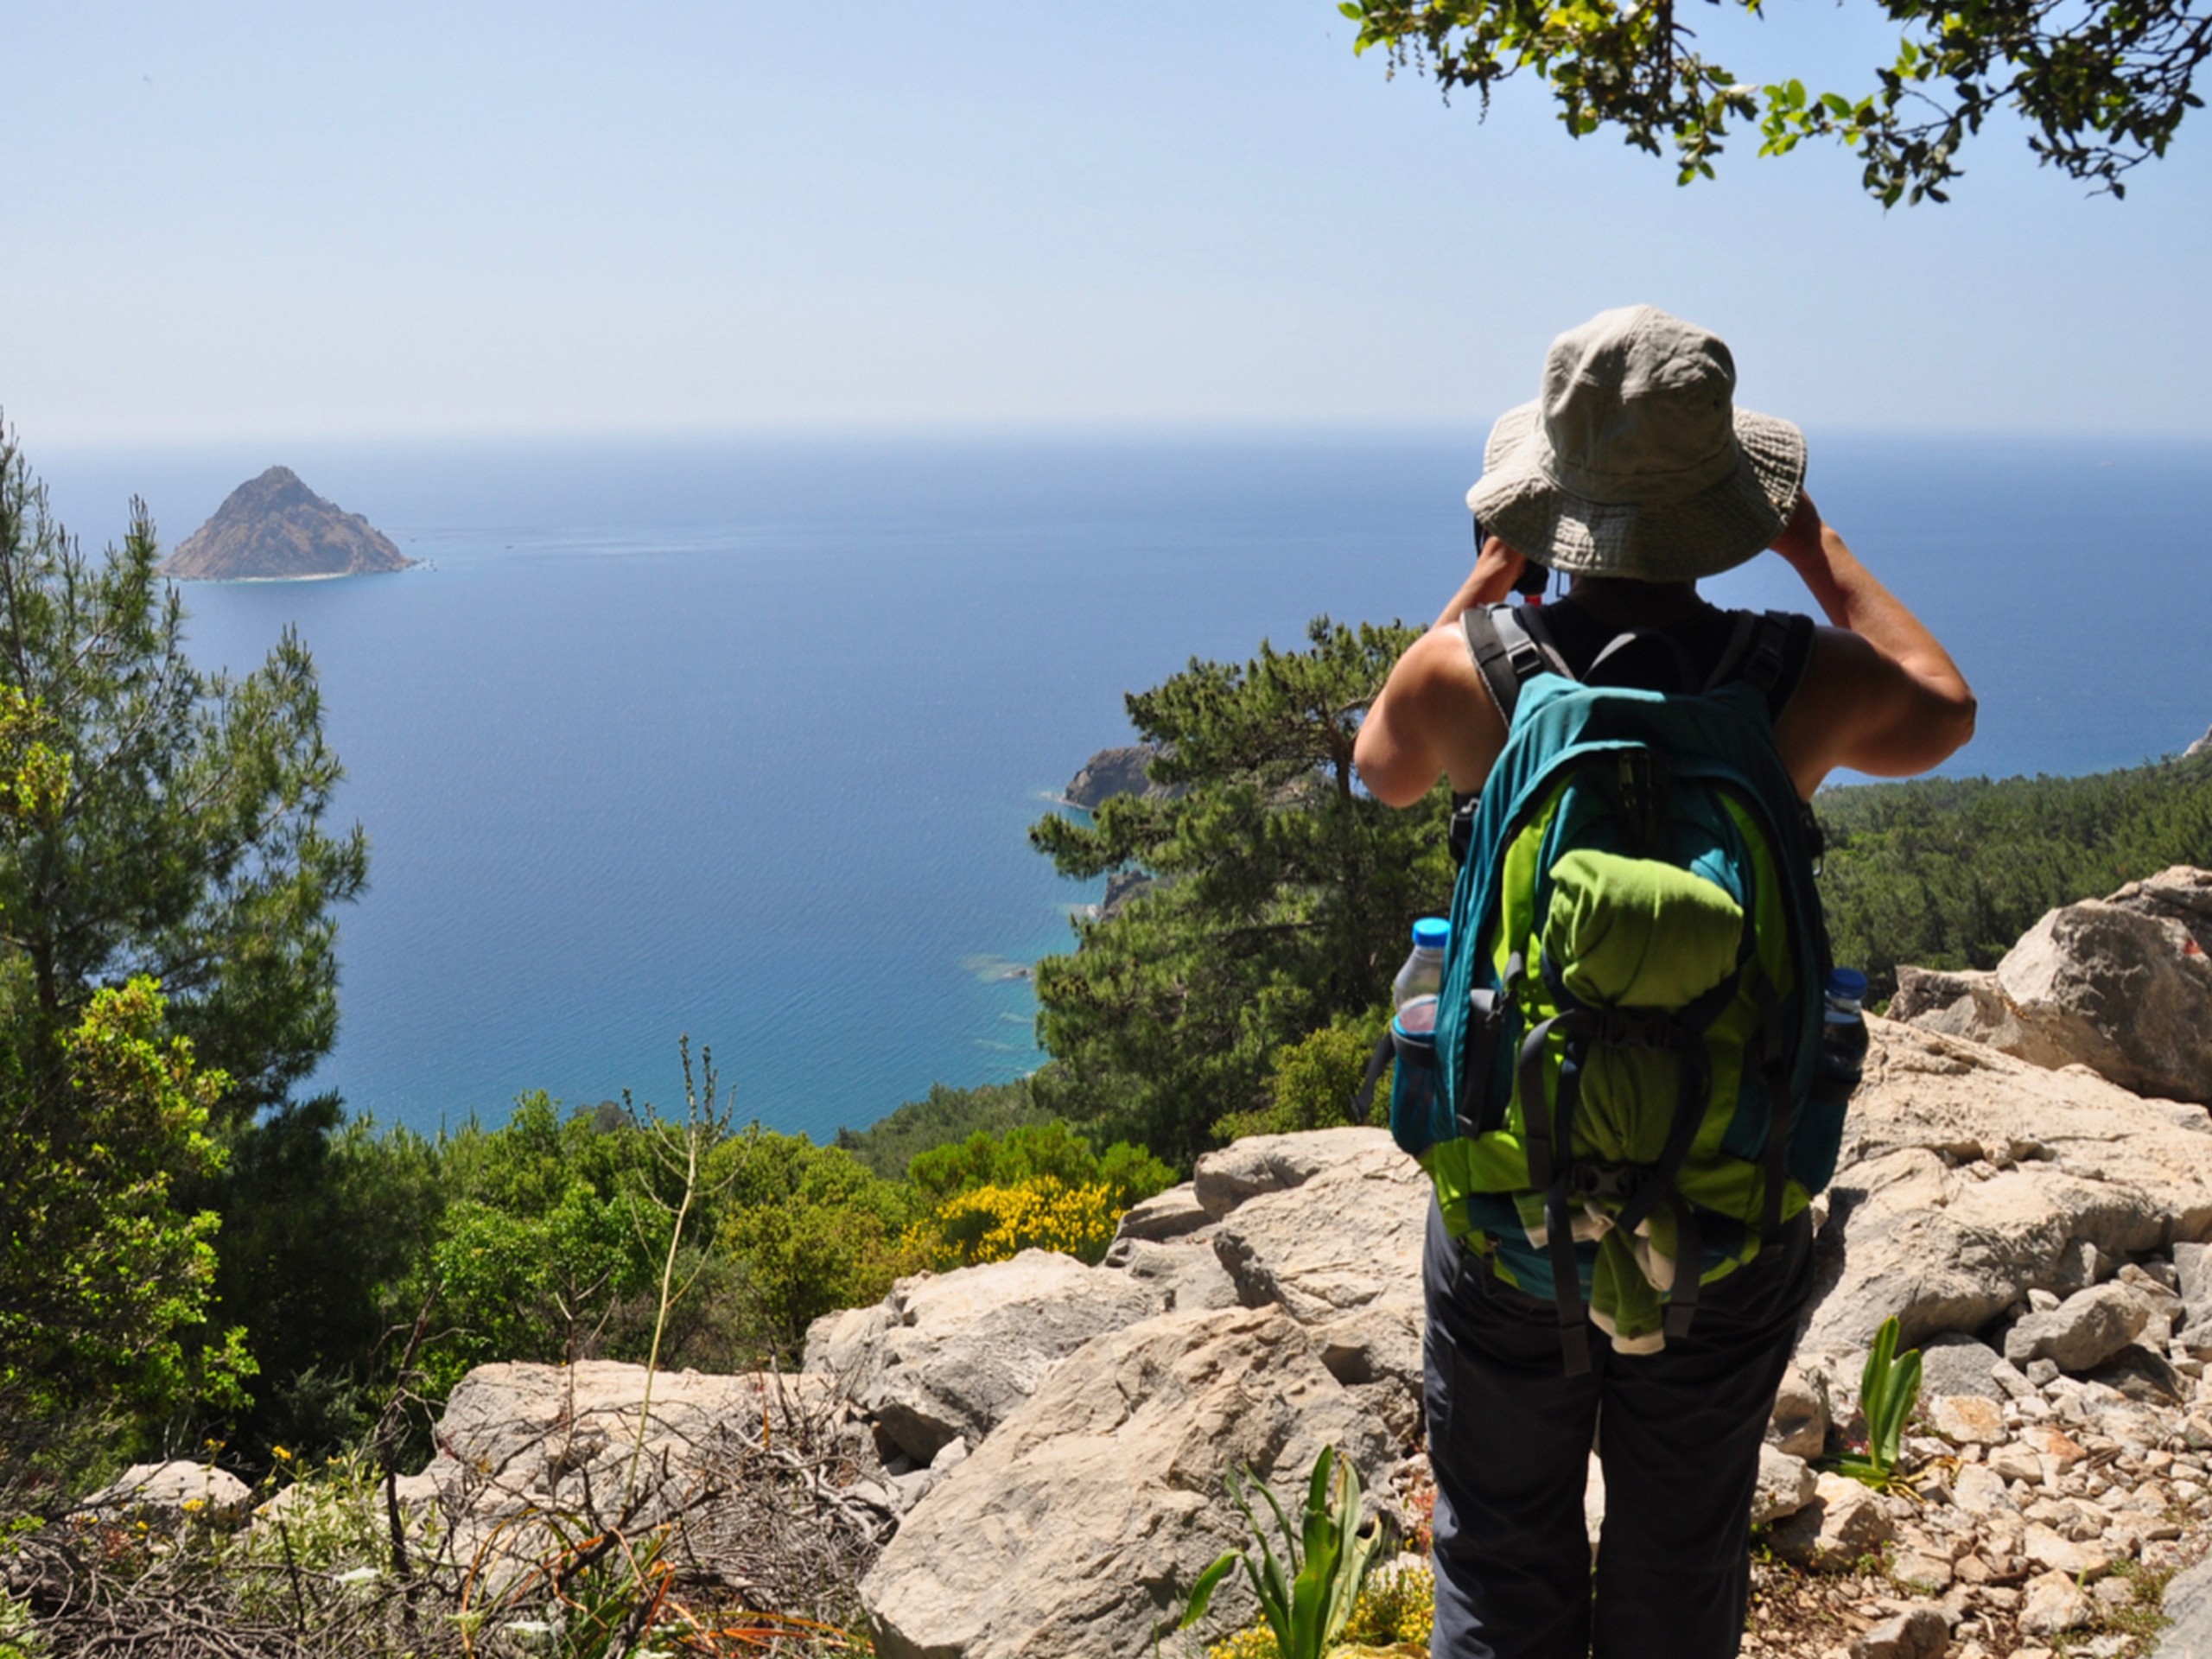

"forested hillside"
[1817,753,2212,998]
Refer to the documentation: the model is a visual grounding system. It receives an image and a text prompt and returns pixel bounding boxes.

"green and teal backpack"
[1401,604,1847,1374]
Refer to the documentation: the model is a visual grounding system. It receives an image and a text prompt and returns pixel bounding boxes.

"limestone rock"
[2154,1552,2212,1656]
[1768,1364,1829,1461]
[163,467,414,579]
[1850,1605,1948,1659]
[860,1304,1394,1659]
[1209,1132,1428,1389]
[1752,1445,1818,1523]
[1103,1235,1241,1313]
[427,1360,823,1497]
[84,1460,251,1524]
[1800,1018,2212,1354]
[804,1250,1165,1464]
[1192,1127,1392,1219]
[1891,867,2212,1104]
[2173,1241,2212,1356]
[1888,1549,1954,1593]
[1768,1471,1897,1568]
[1929,1395,2005,1446]
[2004,1282,2151,1374]
[2022,1522,2111,1581]
[1919,1333,2006,1402]
[2019,1567,2094,1636]
[1113,1181,1213,1243]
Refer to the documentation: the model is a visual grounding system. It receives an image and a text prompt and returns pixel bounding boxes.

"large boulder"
[804,1250,1166,1465]
[1891,866,2212,1103]
[1801,1017,2212,1355]
[2002,1281,2152,1373]
[423,1360,831,1510]
[860,1305,1395,1659]
[300,1361,863,1594]
[83,1460,252,1525]
[1192,1127,1390,1218]
[1207,1128,1429,1395]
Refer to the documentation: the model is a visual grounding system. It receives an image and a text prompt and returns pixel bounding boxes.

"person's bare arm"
[1770,493,1977,794]
[1357,539,1525,805]
[1432,537,1528,629]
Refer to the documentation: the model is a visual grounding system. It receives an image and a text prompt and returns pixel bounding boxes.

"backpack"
[1389,603,1845,1375]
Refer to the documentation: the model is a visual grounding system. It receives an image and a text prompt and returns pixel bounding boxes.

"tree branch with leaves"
[1340,0,2210,200]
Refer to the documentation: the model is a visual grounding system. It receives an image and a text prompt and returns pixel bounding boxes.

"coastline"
[168,566,423,584]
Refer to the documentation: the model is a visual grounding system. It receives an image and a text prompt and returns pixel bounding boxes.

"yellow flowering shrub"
[1205,1625,1278,1659]
[1340,1560,1435,1650]
[1198,1562,1435,1658]
[911,1175,1121,1268]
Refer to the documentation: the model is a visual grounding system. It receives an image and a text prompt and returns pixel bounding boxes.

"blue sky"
[9,1,2211,442]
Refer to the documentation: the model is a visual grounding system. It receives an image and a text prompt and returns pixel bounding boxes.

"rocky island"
[162,466,414,580]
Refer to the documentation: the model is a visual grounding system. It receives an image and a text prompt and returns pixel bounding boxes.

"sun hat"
[1467,305,1806,583]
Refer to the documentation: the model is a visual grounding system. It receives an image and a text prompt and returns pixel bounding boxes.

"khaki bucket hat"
[1467,305,1806,583]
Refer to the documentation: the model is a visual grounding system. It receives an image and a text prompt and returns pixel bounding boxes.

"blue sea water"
[30,430,2212,1141]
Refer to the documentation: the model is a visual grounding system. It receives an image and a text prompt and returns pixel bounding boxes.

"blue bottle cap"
[1412,917,1451,951]
[1826,967,1869,1001]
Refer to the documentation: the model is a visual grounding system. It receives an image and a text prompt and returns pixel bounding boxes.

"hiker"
[1351,305,1974,1659]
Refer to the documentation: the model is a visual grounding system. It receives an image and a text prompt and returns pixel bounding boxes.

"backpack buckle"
[1566,1160,1639,1204]
[1592,1008,1674,1050]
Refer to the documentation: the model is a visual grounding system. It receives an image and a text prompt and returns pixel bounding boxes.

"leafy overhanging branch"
[1340,0,2210,200]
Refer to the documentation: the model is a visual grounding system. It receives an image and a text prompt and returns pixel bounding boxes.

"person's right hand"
[1768,491,1825,572]
[1436,536,1529,626]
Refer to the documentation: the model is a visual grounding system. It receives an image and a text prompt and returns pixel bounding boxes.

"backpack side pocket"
[1388,996,1446,1160]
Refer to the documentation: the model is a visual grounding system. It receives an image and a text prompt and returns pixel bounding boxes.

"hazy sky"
[10,1,2211,443]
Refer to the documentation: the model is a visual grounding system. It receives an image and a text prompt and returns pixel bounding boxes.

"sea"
[29,430,2212,1143]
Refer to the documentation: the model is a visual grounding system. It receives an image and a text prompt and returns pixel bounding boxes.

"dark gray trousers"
[1422,1201,1814,1659]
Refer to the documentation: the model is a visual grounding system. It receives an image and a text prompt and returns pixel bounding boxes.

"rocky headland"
[100,867,2212,1656]
[162,467,414,580]
[1063,744,1174,810]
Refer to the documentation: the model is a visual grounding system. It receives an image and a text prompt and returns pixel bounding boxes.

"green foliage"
[0,433,366,1120]
[1831,1316,1922,1491]
[707,1123,918,1360]
[835,1076,1051,1180]
[1176,1446,1389,1659]
[0,977,242,1433]
[192,1101,445,1457]
[1032,617,1451,1164]
[906,1120,1174,1211]
[1217,1008,1390,1142]
[1342,0,2211,201]
[1815,753,2212,998]
[882,1122,1172,1271]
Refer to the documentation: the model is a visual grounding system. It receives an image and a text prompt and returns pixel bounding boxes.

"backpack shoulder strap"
[1706,609,1795,696]
[1461,604,1567,724]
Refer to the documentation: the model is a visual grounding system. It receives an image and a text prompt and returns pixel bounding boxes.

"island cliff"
[162,467,415,579]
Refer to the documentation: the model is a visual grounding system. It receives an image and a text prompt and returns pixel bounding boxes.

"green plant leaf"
[1177,1553,1240,1630]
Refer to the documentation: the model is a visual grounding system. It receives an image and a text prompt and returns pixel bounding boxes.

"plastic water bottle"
[1817,967,1871,1097]
[1392,918,1450,1008]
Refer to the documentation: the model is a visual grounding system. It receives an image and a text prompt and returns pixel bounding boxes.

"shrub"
[914,1176,1122,1268]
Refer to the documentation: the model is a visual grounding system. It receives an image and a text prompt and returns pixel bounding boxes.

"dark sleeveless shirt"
[1522,596,1816,716]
